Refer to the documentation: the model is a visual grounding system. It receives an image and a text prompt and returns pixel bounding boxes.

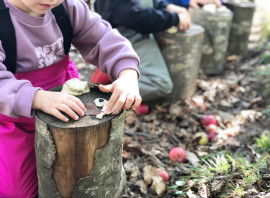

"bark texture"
[190,8,233,75]
[35,86,126,198]
[155,24,205,101]
[224,2,256,55]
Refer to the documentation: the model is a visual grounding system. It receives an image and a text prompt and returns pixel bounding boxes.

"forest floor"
[70,1,270,197]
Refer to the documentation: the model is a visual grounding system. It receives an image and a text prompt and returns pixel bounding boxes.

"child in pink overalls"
[0,0,141,197]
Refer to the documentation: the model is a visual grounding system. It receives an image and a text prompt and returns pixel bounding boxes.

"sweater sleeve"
[63,0,140,80]
[0,42,40,118]
[95,0,179,35]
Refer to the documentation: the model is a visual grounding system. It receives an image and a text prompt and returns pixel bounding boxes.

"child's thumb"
[98,84,113,93]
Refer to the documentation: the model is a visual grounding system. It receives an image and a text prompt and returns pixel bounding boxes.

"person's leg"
[118,27,173,102]
[0,117,38,198]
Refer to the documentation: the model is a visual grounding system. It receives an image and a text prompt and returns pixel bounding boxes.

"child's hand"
[32,90,85,122]
[98,69,141,114]
[178,12,191,31]
[166,4,189,15]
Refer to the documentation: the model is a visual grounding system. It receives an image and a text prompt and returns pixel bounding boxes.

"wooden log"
[190,7,233,75]
[35,86,126,198]
[155,24,205,102]
[224,1,256,55]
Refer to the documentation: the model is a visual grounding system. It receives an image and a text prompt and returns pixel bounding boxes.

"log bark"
[224,2,256,55]
[35,86,126,198]
[155,24,205,102]
[190,8,233,75]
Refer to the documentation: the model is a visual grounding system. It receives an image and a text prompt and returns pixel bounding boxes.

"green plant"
[169,180,187,196]
[256,133,270,152]
[242,170,261,186]
[231,183,245,197]
[202,154,230,175]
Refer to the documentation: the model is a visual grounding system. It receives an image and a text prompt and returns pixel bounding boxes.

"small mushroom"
[96,101,108,119]
[94,98,108,107]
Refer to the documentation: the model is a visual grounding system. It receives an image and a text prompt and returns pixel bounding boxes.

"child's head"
[9,0,64,17]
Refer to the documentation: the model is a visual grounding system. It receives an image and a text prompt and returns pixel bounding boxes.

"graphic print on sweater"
[35,37,64,68]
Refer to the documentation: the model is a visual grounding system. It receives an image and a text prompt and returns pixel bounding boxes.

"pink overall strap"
[0,55,79,198]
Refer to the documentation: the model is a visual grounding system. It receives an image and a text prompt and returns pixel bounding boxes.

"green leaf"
[169,185,179,189]
[175,180,185,186]
[175,191,185,195]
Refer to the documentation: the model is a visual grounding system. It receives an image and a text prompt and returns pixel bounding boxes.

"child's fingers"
[105,91,119,114]
[112,93,127,114]
[123,94,135,110]
[58,104,79,121]
[132,94,142,110]
[51,109,69,122]
[99,84,114,93]
[65,100,85,117]
[67,95,85,116]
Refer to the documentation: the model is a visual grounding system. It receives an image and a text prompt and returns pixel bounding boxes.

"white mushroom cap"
[94,98,108,107]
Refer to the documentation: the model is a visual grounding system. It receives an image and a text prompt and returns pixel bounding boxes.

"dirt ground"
[70,0,270,197]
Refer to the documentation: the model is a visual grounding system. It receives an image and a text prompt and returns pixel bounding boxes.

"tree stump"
[35,86,126,198]
[155,24,205,102]
[224,1,256,55]
[190,7,233,75]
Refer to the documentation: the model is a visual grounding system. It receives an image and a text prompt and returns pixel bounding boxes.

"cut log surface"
[35,86,126,198]
[224,2,256,55]
[190,8,233,75]
[155,24,205,101]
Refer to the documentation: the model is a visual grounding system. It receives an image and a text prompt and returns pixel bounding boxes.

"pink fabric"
[0,55,79,198]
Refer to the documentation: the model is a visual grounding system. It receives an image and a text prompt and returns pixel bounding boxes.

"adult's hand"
[178,12,191,31]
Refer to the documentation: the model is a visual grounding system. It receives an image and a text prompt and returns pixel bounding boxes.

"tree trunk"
[35,86,126,198]
[190,8,233,75]
[155,24,205,102]
[224,2,256,55]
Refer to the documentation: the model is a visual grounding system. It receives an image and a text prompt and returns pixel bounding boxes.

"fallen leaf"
[186,189,197,198]
[186,151,200,167]
[136,180,148,195]
[143,165,157,185]
[198,179,210,198]
[151,175,166,196]
[124,160,138,174]
[211,179,225,193]
[143,165,167,196]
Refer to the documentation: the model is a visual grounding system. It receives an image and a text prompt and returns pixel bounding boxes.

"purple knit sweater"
[0,0,140,118]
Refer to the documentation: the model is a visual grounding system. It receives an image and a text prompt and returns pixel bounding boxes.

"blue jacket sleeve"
[95,0,179,34]
[164,0,190,8]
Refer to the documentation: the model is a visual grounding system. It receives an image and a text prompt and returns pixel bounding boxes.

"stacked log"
[155,24,205,101]
[190,7,233,75]
[35,86,126,198]
[224,1,256,55]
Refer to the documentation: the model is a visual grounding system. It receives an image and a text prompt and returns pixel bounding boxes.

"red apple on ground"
[205,124,217,133]
[194,132,208,145]
[208,131,217,141]
[157,169,169,182]
[200,115,216,127]
[135,104,149,115]
[169,147,187,163]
